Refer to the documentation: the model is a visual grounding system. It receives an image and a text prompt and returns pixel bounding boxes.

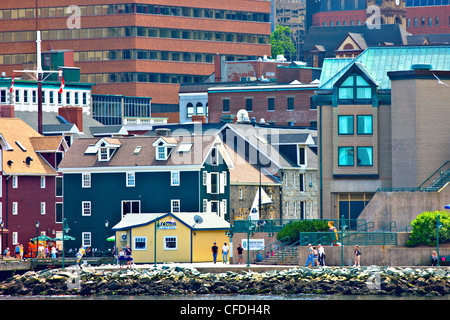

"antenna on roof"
[193,215,203,228]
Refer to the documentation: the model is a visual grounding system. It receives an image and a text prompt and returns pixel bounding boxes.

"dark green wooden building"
[58,134,232,253]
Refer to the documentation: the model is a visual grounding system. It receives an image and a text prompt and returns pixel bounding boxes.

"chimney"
[59,106,83,132]
[214,53,221,82]
[0,105,15,118]
[155,128,171,136]
[191,115,206,123]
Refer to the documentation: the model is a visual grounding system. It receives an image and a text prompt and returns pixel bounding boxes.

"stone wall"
[297,245,450,267]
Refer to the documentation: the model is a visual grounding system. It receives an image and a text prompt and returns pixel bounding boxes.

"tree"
[270,25,296,60]
[407,210,450,247]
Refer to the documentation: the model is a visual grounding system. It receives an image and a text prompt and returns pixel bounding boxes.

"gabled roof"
[221,123,317,170]
[319,46,450,90]
[224,144,281,185]
[335,33,368,52]
[112,212,230,231]
[58,134,233,170]
[30,136,68,152]
[303,25,409,57]
[0,118,60,175]
[90,125,128,137]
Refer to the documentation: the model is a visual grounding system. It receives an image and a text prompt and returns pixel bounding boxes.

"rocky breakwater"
[1,265,450,297]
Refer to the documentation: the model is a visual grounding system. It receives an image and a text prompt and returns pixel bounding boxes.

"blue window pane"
[357,115,373,135]
[357,147,373,166]
[339,87,353,99]
[338,147,354,166]
[338,115,354,135]
[356,87,371,99]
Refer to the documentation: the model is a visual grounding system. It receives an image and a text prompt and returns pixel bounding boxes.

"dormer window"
[84,138,121,162]
[157,146,166,160]
[98,143,117,162]
[152,137,176,161]
[100,147,109,161]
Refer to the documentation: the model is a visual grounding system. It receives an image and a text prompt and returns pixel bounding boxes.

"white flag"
[249,187,272,220]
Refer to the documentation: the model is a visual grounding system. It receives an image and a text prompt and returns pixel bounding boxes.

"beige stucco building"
[313,46,450,228]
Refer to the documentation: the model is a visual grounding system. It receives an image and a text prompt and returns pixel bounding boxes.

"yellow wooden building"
[112,212,230,264]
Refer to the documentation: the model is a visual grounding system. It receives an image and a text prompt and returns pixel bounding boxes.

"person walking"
[353,245,361,266]
[19,244,24,260]
[313,246,319,266]
[236,243,244,264]
[318,244,325,266]
[305,244,315,266]
[211,242,218,264]
[222,242,229,264]
[51,246,57,258]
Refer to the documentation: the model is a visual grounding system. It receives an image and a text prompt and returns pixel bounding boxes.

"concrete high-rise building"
[0,0,271,122]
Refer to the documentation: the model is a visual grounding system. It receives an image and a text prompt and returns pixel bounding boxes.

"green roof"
[319,46,450,91]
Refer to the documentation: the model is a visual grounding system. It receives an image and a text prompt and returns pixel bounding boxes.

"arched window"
[196,102,203,114]
[186,102,194,118]
[343,43,354,50]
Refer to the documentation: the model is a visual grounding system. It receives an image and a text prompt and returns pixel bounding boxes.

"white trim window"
[156,146,166,160]
[12,175,18,188]
[171,200,180,213]
[99,147,109,161]
[12,232,18,245]
[126,172,135,187]
[171,171,180,186]
[164,236,177,250]
[134,236,147,250]
[40,202,46,215]
[82,232,92,247]
[82,173,91,188]
[82,201,91,216]
[40,176,46,188]
[12,202,18,215]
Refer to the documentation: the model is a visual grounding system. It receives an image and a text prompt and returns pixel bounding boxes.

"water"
[1,293,448,300]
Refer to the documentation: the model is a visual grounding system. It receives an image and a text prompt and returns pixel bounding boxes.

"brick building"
[0,118,68,255]
[0,0,271,122]
[311,0,450,35]
[208,81,319,127]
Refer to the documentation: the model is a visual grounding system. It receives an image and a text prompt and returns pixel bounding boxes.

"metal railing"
[377,161,450,193]
[299,231,397,246]
[232,218,371,234]
[253,236,291,261]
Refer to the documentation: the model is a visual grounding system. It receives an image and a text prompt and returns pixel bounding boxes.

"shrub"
[406,210,450,247]
[277,220,329,244]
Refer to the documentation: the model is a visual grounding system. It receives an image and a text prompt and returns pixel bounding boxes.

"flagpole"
[35,0,43,134]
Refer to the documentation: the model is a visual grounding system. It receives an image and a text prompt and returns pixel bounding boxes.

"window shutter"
[219,173,225,194]
[206,173,211,194]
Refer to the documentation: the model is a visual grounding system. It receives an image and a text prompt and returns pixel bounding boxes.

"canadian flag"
[10,72,14,93]
[59,76,65,94]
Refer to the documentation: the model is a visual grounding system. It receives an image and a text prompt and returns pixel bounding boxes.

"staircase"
[256,246,299,265]
[419,161,450,192]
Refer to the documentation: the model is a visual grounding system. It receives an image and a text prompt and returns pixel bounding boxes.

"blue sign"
[160,221,177,229]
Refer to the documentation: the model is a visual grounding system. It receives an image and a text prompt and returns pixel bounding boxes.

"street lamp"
[437,213,442,266]
[154,219,160,267]
[105,220,109,257]
[62,218,70,268]
[340,216,347,267]
[246,218,254,267]
[35,221,39,258]
[0,220,3,260]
